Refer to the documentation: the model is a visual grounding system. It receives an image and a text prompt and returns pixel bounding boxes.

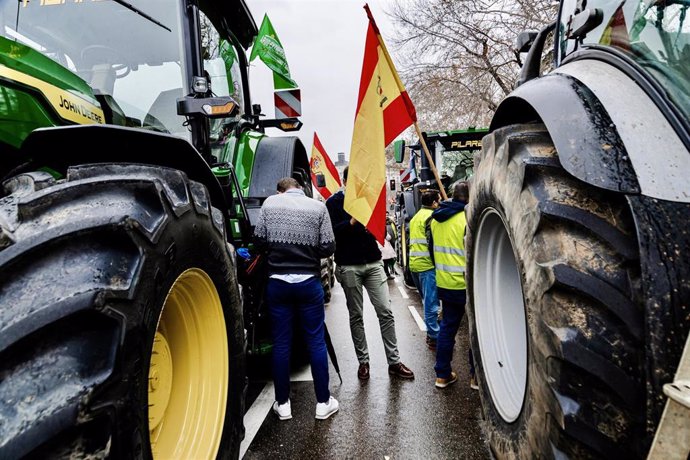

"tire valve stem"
[498,361,503,367]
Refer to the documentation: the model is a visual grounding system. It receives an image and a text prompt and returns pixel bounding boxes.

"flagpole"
[363,4,448,201]
[414,122,449,201]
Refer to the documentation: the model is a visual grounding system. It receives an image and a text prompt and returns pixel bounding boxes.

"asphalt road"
[241,266,490,459]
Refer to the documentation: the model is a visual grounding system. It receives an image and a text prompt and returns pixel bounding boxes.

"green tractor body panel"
[0,86,54,149]
[232,130,265,197]
[0,37,95,98]
[0,37,103,149]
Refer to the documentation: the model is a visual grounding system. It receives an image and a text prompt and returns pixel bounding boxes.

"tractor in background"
[393,128,486,289]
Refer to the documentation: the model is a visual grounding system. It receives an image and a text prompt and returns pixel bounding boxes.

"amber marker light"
[203,102,236,116]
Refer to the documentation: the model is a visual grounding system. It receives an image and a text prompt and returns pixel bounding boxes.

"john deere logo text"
[59,95,103,123]
[451,140,482,149]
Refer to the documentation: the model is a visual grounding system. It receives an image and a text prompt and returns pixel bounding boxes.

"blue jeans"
[434,288,466,379]
[267,277,330,404]
[417,269,440,340]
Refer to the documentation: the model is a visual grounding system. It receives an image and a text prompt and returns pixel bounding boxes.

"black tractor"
[466,1,690,458]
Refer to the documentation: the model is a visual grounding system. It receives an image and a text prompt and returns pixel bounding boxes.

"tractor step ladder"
[648,333,690,459]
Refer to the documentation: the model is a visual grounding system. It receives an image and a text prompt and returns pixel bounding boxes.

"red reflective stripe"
[274,93,301,117]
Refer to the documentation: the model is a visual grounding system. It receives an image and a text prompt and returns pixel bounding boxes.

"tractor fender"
[18,124,228,215]
[248,135,309,199]
[491,59,690,203]
[245,135,310,225]
[491,71,639,195]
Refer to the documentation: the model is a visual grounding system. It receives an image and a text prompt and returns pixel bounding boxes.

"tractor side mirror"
[315,174,326,188]
[516,31,538,54]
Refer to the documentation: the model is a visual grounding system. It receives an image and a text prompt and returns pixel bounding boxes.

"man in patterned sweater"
[254,177,339,420]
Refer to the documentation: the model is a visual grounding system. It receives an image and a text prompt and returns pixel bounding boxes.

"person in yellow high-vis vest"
[430,181,476,389]
[408,190,441,350]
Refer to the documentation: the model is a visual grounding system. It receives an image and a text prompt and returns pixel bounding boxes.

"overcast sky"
[245,0,397,161]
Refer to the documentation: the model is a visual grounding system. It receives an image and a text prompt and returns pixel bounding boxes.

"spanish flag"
[345,4,417,244]
[310,132,341,199]
[599,1,630,51]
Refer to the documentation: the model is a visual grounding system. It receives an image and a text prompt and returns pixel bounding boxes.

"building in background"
[334,152,348,179]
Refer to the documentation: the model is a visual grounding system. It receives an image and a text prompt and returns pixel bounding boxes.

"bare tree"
[388,0,558,130]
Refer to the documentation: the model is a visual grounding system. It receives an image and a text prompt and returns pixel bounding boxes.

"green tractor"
[393,128,486,289]
[0,0,311,458]
[467,0,690,458]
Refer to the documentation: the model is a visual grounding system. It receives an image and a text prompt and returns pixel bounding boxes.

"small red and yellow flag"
[345,4,417,244]
[310,132,342,199]
[600,2,630,51]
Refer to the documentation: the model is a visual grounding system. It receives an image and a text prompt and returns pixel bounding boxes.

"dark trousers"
[383,258,396,277]
[267,277,330,404]
[434,288,466,379]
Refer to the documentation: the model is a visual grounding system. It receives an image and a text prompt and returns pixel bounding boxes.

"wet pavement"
[241,268,490,459]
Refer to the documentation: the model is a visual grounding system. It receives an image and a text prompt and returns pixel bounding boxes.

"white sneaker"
[315,396,339,420]
[272,400,292,420]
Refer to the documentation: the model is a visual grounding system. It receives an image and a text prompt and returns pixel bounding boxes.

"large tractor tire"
[0,164,245,459]
[466,124,645,458]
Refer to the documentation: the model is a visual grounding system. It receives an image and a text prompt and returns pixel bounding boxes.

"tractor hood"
[0,37,98,103]
[0,37,104,150]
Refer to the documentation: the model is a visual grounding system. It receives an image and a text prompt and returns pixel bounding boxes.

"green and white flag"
[249,14,298,90]
[219,39,237,89]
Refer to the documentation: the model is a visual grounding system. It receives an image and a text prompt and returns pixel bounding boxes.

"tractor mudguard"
[490,71,640,195]
[248,136,309,199]
[555,59,690,204]
[491,59,690,204]
[243,135,309,226]
[16,124,228,217]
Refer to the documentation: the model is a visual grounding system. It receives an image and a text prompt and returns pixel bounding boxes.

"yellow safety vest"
[431,211,467,290]
[408,207,435,272]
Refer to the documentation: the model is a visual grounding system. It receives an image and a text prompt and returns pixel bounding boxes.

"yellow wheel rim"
[148,268,229,459]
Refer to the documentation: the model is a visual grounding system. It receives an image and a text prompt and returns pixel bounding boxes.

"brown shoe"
[388,362,414,379]
[435,371,458,389]
[425,336,437,351]
[358,362,370,380]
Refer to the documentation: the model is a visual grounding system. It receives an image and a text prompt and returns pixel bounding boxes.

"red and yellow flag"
[600,2,630,51]
[345,4,417,244]
[310,132,342,199]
